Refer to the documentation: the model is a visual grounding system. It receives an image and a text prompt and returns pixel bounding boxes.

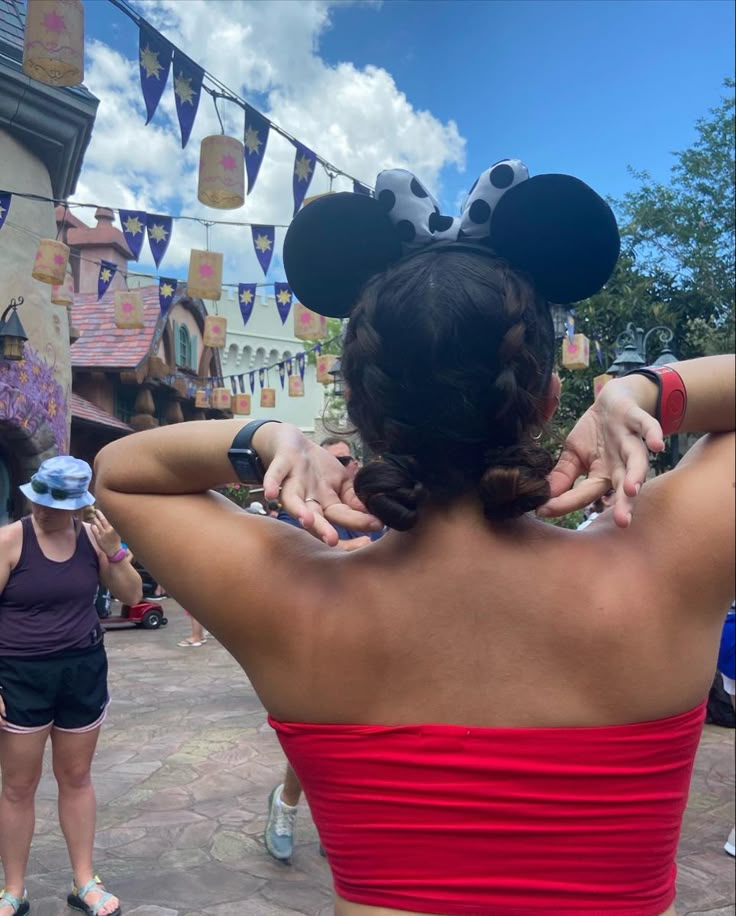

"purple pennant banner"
[278,363,285,388]
[243,104,270,195]
[238,375,245,394]
[285,358,293,376]
[119,209,147,261]
[273,282,293,325]
[172,49,203,149]
[230,376,238,394]
[158,277,177,314]
[313,342,322,356]
[139,24,173,125]
[251,225,275,277]
[0,192,11,230]
[249,371,255,394]
[292,142,317,215]
[296,352,306,380]
[238,283,257,326]
[97,260,117,299]
[353,180,372,196]
[258,369,265,388]
[146,214,173,268]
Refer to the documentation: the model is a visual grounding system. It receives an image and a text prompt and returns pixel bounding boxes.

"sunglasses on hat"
[31,478,72,501]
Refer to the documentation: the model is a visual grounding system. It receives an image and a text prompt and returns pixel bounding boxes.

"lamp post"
[328,357,344,399]
[549,304,569,342]
[605,322,677,377]
[0,297,29,361]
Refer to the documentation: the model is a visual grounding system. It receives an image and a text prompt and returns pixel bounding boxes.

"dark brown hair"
[341,245,555,530]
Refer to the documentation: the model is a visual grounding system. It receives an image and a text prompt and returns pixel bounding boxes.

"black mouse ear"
[489,174,620,304]
[283,192,402,318]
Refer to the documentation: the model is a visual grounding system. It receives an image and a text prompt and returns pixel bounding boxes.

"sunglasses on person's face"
[31,478,71,501]
[335,455,356,467]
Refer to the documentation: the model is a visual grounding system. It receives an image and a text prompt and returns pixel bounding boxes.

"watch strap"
[626,365,687,435]
[228,419,280,482]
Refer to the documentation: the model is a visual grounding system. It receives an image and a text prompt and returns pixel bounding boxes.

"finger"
[538,477,610,518]
[620,438,651,498]
[547,448,586,499]
[323,502,383,531]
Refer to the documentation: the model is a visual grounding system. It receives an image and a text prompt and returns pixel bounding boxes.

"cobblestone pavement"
[20,601,736,916]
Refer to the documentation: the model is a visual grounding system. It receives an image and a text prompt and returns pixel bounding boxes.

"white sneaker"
[264,784,298,862]
[725,827,735,857]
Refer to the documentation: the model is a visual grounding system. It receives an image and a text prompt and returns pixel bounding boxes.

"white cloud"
[75,0,466,286]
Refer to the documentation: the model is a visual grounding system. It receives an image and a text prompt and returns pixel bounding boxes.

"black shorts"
[0,642,109,733]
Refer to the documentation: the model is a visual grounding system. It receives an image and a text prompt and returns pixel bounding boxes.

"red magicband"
[627,365,687,436]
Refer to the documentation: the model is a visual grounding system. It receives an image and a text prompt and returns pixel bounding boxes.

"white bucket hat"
[20,456,95,511]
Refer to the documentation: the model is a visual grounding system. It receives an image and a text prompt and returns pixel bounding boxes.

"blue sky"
[76,0,734,283]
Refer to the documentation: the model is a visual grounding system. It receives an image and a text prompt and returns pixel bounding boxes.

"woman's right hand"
[539,376,665,528]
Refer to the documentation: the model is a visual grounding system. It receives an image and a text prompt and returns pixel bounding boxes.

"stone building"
[0,0,97,523]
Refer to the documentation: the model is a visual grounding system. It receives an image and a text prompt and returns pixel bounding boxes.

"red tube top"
[269,702,705,915]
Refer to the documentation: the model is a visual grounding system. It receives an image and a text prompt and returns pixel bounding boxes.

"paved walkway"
[21,601,735,916]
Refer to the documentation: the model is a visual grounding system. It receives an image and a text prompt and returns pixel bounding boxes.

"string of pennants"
[0,190,292,278]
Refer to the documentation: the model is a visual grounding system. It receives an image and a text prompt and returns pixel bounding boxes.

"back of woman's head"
[342,247,556,530]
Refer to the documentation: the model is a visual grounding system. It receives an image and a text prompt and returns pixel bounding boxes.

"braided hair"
[341,245,555,530]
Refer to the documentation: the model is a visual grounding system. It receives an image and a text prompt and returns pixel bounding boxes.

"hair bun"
[478,445,553,521]
[354,454,426,532]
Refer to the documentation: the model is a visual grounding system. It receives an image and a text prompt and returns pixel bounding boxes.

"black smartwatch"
[227,420,280,483]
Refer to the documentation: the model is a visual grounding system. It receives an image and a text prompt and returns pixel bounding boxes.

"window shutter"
[173,320,180,365]
[190,334,198,371]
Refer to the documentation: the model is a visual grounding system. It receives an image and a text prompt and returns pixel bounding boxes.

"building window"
[114,386,137,423]
[177,324,192,369]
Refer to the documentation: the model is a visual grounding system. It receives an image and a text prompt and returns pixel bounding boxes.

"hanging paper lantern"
[288,376,304,397]
[32,239,69,285]
[232,393,251,415]
[197,135,245,209]
[23,0,84,87]
[203,314,227,348]
[194,389,210,409]
[114,290,145,329]
[260,388,276,408]
[211,387,232,410]
[187,249,223,300]
[562,333,590,370]
[316,354,338,384]
[51,268,75,307]
[593,373,614,399]
[294,302,327,341]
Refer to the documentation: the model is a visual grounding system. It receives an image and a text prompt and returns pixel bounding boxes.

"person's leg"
[282,762,302,807]
[265,762,301,862]
[178,610,204,647]
[51,726,119,916]
[0,727,51,904]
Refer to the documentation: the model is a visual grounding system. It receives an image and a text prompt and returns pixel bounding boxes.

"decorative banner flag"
[0,192,11,230]
[353,181,372,196]
[139,24,173,124]
[278,363,285,388]
[238,283,257,325]
[296,352,306,380]
[230,376,238,394]
[249,371,255,393]
[594,339,604,365]
[158,277,177,314]
[98,260,117,298]
[292,142,317,215]
[119,209,147,261]
[565,310,575,343]
[243,104,270,194]
[146,214,173,267]
[238,375,245,394]
[274,282,293,325]
[251,225,275,276]
[313,342,322,355]
[258,368,266,388]
[172,49,204,149]
[285,358,293,376]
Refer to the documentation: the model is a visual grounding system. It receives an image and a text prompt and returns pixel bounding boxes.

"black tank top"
[0,517,102,657]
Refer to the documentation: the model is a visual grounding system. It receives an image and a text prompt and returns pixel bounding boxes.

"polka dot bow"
[283,160,620,318]
[375,159,530,248]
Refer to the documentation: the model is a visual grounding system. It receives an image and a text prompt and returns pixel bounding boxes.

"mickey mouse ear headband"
[283,159,620,318]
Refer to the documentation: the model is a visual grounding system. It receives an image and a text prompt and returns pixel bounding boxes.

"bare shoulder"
[0,519,23,548]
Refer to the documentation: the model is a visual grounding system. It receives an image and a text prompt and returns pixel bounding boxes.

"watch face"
[228,448,264,483]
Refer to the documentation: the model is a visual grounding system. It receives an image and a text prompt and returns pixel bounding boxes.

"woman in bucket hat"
[0,456,142,916]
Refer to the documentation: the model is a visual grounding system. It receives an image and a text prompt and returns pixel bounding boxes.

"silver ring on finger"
[305,496,321,508]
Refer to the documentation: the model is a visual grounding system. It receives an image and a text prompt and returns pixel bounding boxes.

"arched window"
[177,324,191,369]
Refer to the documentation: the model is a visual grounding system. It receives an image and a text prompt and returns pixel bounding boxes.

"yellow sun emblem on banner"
[244,126,262,155]
[149,224,169,243]
[240,288,254,305]
[174,73,195,105]
[123,215,143,236]
[140,45,163,80]
[254,233,272,253]
[277,289,291,305]
[294,154,313,182]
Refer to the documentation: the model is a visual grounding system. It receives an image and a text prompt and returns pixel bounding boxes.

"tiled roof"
[0,0,24,52]
[71,393,132,432]
[71,286,162,369]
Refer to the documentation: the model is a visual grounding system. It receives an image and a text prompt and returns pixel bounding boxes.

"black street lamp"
[328,357,344,398]
[606,323,677,377]
[0,296,29,361]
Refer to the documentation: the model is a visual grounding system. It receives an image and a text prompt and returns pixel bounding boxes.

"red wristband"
[627,365,687,436]
[106,547,128,564]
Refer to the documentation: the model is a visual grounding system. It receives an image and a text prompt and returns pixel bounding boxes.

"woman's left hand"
[259,424,382,545]
[89,508,124,557]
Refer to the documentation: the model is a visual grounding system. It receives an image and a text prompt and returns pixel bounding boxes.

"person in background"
[0,456,141,916]
[717,603,735,857]
[576,488,615,530]
[93,164,733,916]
